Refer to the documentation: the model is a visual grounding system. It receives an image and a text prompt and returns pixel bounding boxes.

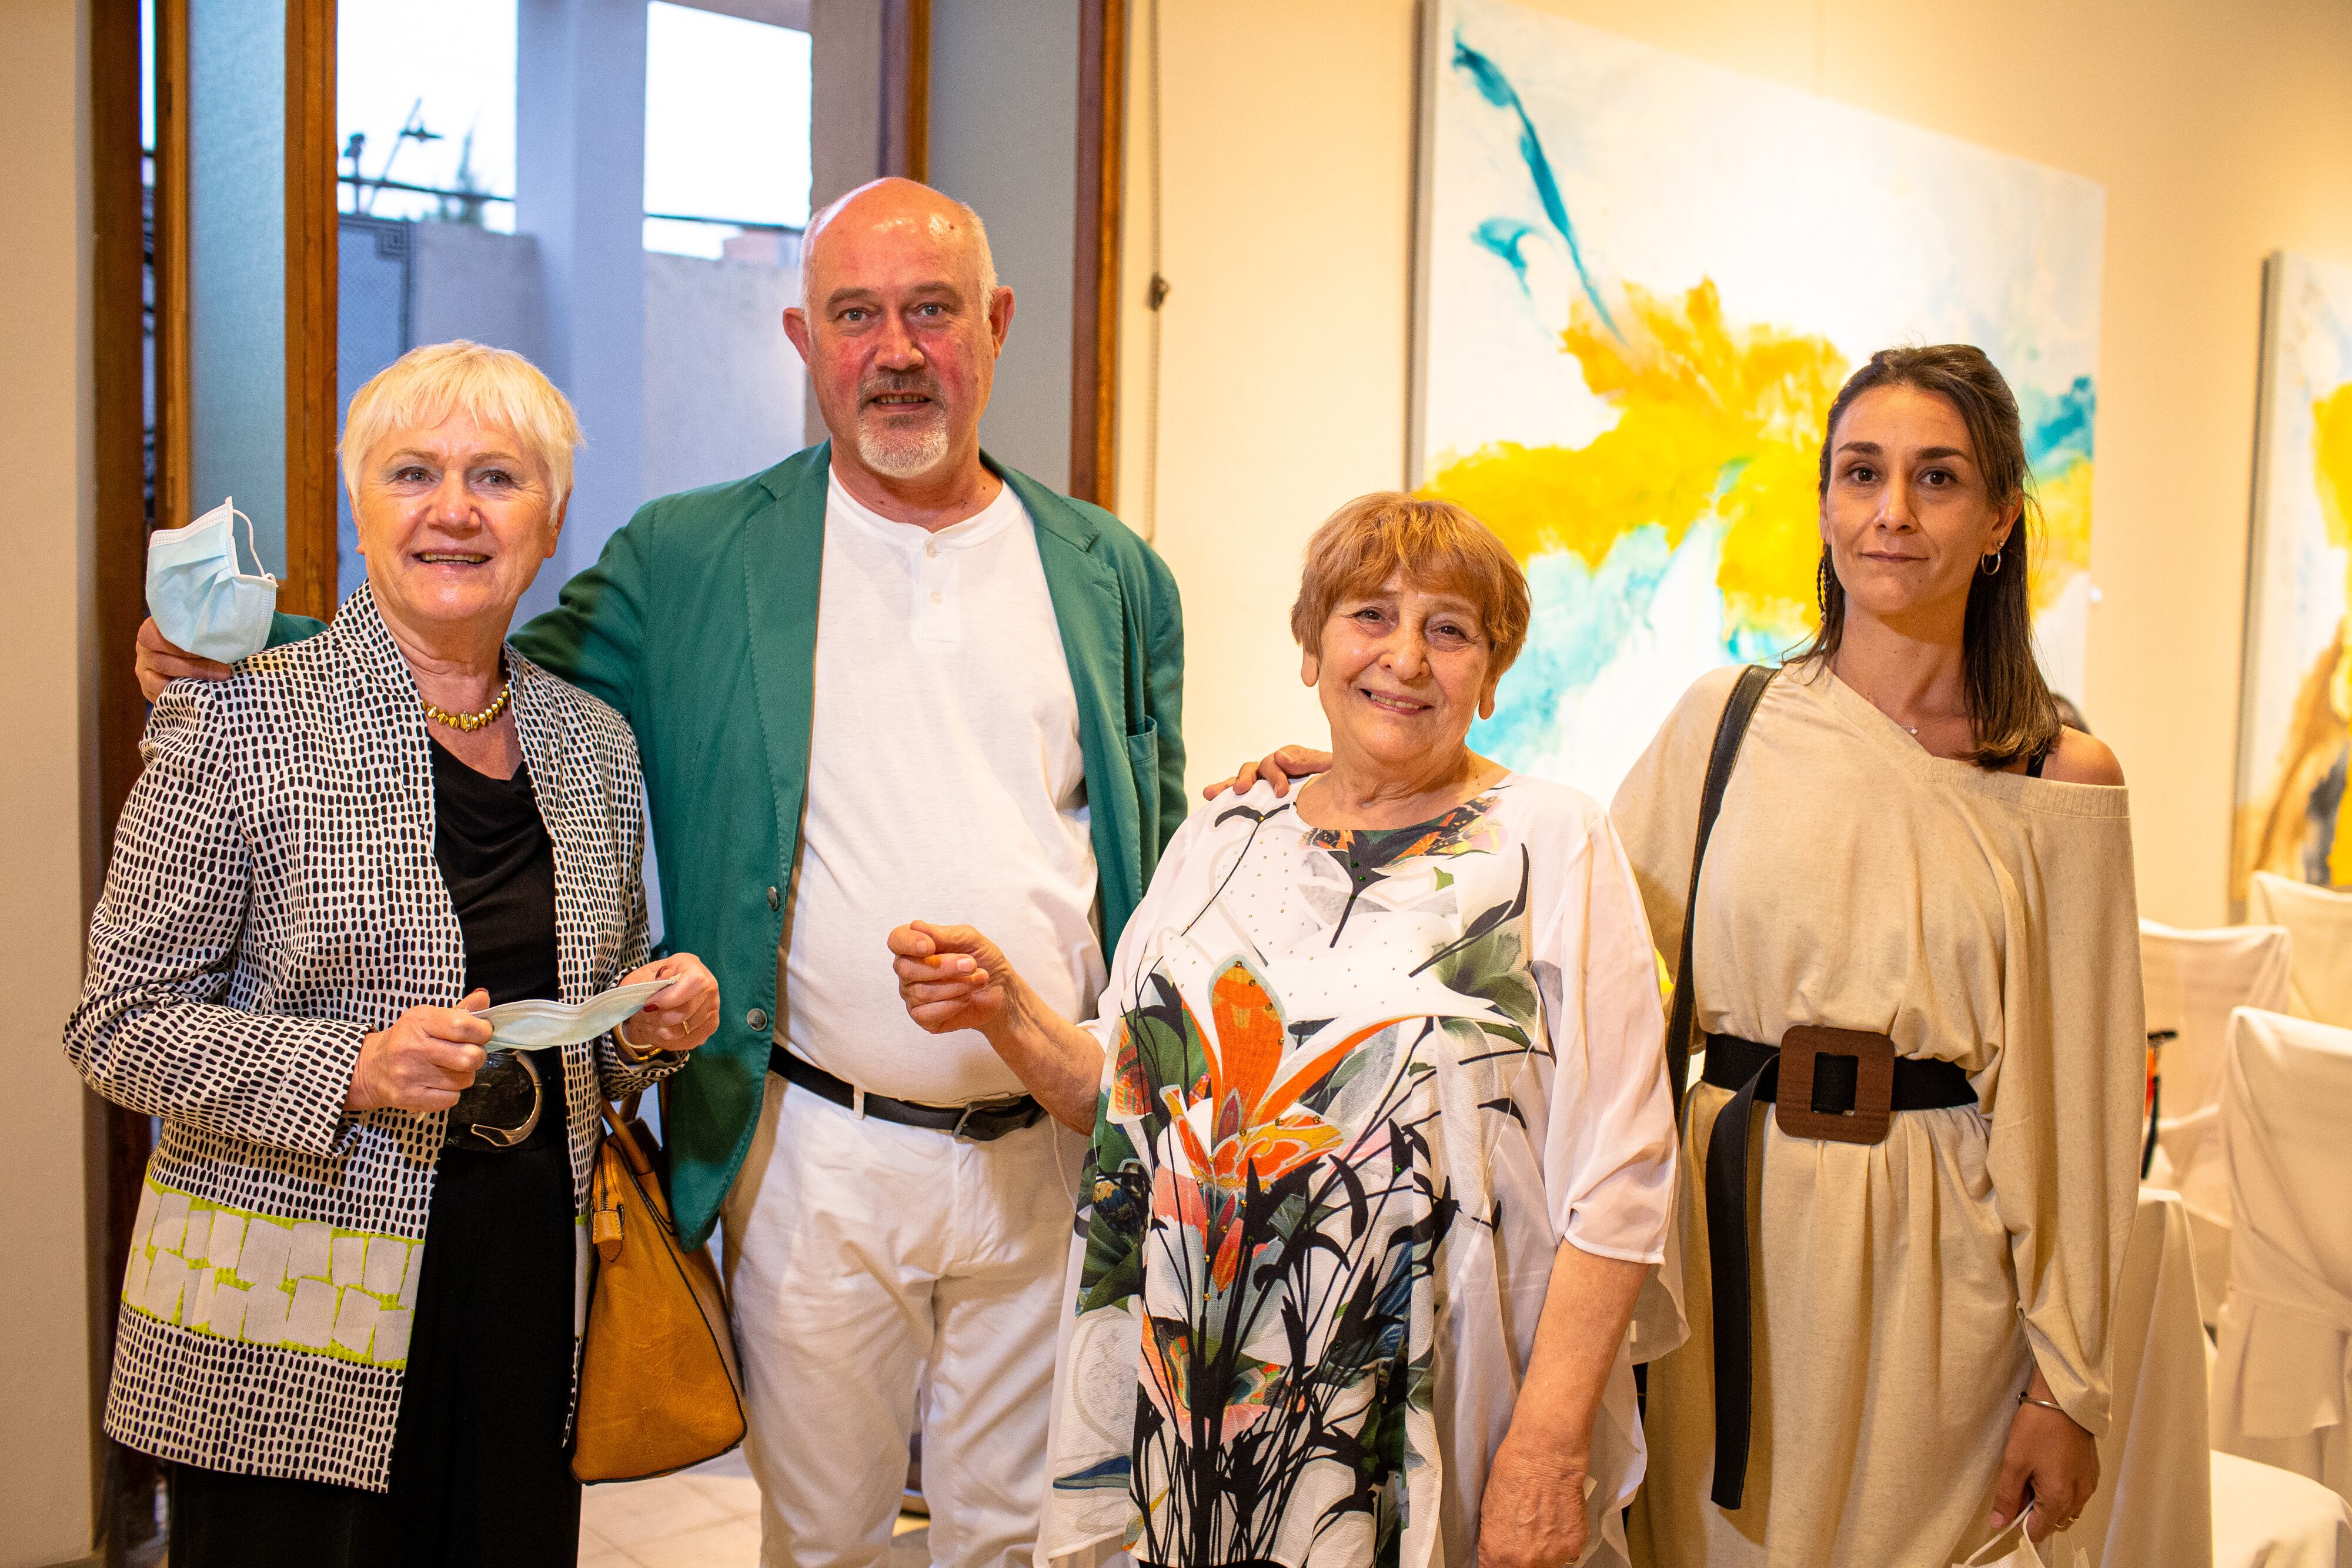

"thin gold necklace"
[422,682,511,733]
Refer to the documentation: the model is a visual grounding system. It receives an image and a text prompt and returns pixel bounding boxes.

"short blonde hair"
[1289,493,1531,674]
[340,340,584,506]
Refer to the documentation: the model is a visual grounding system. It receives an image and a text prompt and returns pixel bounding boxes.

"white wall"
[1115,0,2352,928]
[929,0,1079,489]
[0,0,100,1560]
[411,222,548,367]
[642,250,808,499]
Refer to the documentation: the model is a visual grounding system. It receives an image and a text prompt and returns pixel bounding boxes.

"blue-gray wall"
[186,0,289,572]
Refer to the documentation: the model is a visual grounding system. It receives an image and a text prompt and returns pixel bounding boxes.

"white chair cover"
[2145,921,2286,1326]
[2043,1189,2210,1568]
[2139,920,2292,1323]
[2140,920,2294,1116]
[2249,872,2352,1028]
[2212,1451,2352,1568]
[2211,1008,2352,1503]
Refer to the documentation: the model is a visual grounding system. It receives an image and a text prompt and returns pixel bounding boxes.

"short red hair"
[1289,493,1530,674]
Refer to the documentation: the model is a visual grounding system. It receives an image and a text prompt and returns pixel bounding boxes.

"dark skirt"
[168,1132,582,1568]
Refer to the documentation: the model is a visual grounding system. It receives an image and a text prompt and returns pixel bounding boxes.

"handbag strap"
[1665,664,1777,1114]
[599,1096,657,1180]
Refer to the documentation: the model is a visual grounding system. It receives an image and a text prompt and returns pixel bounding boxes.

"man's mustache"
[858,374,943,407]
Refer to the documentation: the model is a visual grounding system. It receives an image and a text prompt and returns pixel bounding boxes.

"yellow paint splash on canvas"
[2311,385,2352,882]
[1422,276,2093,638]
[2237,382,2352,890]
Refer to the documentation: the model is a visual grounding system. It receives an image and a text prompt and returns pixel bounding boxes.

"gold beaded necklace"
[422,683,512,733]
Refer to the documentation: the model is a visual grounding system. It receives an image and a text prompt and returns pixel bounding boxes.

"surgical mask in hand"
[146,498,279,664]
[479,980,672,1051]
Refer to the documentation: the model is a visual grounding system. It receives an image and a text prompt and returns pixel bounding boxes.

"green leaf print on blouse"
[1306,792,1504,944]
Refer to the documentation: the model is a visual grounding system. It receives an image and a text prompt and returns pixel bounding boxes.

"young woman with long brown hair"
[1616,344,2142,1564]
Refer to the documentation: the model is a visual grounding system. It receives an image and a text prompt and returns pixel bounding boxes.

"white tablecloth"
[2046,1188,2212,1567]
[2022,1187,2351,1568]
[2214,1450,2352,1567]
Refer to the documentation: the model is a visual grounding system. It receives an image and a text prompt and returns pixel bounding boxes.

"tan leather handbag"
[572,1095,746,1482]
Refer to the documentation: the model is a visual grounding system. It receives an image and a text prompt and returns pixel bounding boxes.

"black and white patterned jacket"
[66,586,682,1491]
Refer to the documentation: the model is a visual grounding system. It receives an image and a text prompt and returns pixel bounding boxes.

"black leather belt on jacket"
[1699,1028,1978,1510]
[768,1045,1046,1142]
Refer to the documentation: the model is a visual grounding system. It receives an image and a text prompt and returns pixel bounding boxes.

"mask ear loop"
[231,507,278,586]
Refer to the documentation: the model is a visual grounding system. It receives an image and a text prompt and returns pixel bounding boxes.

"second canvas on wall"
[2238,253,2352,893]
[1413,0,2107,806]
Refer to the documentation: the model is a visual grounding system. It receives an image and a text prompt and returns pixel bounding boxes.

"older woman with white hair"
[888,494,1678,1568]
[69,341,719,1566]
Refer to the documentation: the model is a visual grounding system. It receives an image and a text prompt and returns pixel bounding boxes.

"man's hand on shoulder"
[1201,745,1333,801]
[136,617,232,701]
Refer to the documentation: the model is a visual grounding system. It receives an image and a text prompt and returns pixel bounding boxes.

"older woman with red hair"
[887,494,1678,1568]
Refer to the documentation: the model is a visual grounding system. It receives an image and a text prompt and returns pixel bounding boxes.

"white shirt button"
[925,543,938,558]
[931,590,944,604]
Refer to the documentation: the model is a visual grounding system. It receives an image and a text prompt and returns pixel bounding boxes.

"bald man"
[137,179,1188,1567]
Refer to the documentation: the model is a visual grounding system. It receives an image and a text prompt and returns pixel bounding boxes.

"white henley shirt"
[774,467,1105,1106]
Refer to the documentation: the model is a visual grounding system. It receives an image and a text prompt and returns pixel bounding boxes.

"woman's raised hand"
[348,989,493,1113]
[616,953,720,1055]
[1201,744,1333,801]
[888,921,1014,1039]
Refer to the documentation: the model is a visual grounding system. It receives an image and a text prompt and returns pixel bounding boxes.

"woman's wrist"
[2017,1366,2087,1432]
[1494,1420,1592,1477]
[978,965,1042,1056]
[613,1023,663,1064]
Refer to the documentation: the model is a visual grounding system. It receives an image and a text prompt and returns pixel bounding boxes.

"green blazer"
[274,444,1187,1246]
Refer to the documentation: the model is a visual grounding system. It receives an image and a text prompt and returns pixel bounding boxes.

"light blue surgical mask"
[146,498,279,664]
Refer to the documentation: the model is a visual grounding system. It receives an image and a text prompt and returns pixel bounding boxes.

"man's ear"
[989,286,1016,353]
[1301,648,1319,688]
[783,306,813,365]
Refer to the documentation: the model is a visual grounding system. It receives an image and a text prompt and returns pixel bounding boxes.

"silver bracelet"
[2017,1390,2069,1415]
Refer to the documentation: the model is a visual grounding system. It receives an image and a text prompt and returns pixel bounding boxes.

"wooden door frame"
[1069,0,1125,509]
[93,0,166,1553]
[285,0,340,622]
[884,0,930,183]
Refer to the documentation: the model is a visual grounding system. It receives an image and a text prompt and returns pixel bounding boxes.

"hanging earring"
[1817,550,1835,613]
[1979,549,2004,577]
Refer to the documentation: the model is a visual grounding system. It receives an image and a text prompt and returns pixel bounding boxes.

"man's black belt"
[768,1045,1046,1142]
[1699,1029,1977,1510]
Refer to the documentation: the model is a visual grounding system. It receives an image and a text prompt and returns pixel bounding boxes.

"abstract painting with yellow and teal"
[1414,0,2106,805]
[2236,253,2352,892]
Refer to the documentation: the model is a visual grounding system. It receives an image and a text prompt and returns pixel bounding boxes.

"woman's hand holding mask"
[614,953,720,1057]
[348,990,493,1113]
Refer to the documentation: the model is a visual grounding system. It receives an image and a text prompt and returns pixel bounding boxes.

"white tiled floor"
[580,1450,930,1567]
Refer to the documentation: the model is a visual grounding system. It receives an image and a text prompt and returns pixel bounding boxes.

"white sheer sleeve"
[1535,798,1678,1265]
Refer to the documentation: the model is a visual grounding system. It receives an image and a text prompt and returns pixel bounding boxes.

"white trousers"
[721,1075,1080,1568]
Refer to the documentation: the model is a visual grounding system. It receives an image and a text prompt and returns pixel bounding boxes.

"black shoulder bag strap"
[1663,664,1776,1117]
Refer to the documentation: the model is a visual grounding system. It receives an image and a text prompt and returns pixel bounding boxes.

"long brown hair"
[1796,345,2062,771]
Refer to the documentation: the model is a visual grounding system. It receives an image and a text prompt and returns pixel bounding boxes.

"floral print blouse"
[1039,777,1679,1568]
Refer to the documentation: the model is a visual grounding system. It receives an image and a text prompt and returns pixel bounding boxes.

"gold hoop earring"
[1979,550,2003,577]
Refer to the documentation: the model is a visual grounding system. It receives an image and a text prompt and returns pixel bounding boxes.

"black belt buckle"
[950,1094,1035,1142]
[1775,1025,1895,1144]
[445,1049,544,1149]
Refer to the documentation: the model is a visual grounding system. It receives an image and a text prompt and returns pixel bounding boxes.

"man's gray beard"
[856,412,950,480]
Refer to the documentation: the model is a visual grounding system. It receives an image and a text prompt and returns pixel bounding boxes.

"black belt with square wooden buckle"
[769,1045,1045,1142]
[1699,1028,1978,1509]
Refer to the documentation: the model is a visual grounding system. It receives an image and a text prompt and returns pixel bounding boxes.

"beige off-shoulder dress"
[1615,662,2144,1568]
